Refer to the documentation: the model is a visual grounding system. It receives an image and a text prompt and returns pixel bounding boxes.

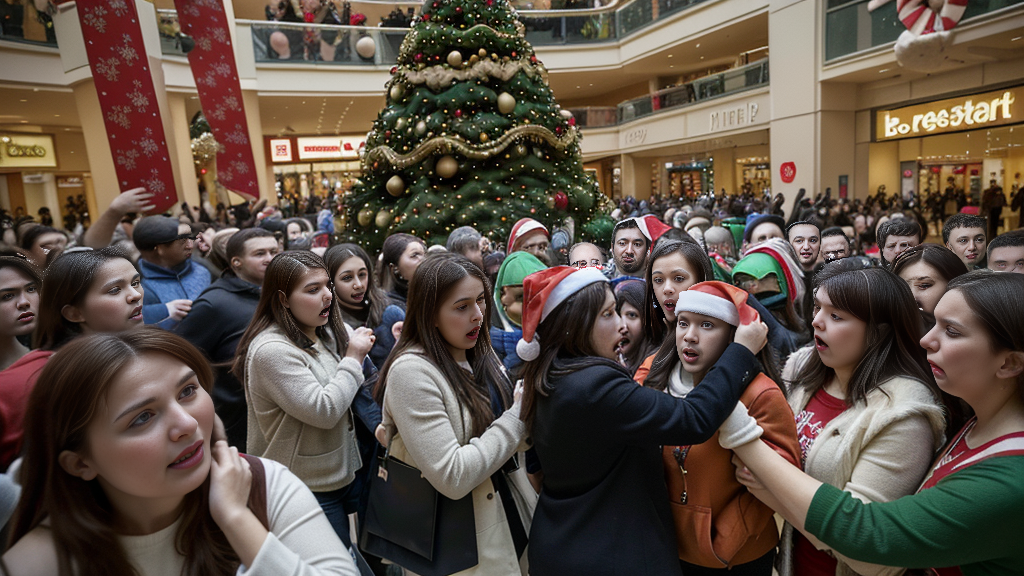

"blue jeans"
[314,483,359,548]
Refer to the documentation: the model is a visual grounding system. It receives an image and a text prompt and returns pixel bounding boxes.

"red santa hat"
[507,218,549,252]
[675,281,760,327]
[615,215,673,253]
[516,266,608,361]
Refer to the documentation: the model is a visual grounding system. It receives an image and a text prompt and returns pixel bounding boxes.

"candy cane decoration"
[869,0,969,35]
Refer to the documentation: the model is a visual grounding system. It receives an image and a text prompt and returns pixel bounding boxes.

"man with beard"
[608,215,672,279]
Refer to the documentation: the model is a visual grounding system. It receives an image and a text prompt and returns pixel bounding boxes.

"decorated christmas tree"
[339,0,613,252]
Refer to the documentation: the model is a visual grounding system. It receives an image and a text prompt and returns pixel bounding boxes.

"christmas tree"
[339,0,613,252]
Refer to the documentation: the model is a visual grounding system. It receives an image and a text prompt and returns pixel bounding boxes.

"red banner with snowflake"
[78,0,178,213]
[174,0,258,200]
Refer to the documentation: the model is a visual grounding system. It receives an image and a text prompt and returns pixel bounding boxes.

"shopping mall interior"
[1,0,1023,223]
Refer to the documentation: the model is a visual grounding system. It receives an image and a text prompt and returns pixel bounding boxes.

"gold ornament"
[447,50,463,68]
[375,209,392,228]
[386,175,406,196]
[478,48,487,58]
[497,92,516,114]
[389,83,404,100]
[436,155,459,178]
[358,207,374,227]
[396,118,407,131]
[416,120,427,135]
[480,133,489,142]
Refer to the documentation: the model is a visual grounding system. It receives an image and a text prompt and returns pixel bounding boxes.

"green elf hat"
[493,251,547,331]
[731,252,788,308]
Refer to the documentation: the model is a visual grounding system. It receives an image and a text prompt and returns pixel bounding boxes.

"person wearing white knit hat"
[640,281,799,575]
[517,266,771,576]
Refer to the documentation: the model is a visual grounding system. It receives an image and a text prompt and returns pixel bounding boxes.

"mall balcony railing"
[154,0,716,63]
[824,0,1024,62]
[595,57,769,126]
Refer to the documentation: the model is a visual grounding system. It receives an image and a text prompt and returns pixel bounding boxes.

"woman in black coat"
[517,267,768,576]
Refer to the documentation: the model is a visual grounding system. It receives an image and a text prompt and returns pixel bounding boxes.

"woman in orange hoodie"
[640,281,800,575]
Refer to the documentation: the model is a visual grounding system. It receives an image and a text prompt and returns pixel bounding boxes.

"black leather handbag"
[360,451,478,576]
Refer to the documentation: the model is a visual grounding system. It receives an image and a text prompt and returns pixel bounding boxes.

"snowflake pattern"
[197,71,218,87]
[222,95,239,110]
[196,37,213,52]
[212,28,228,43]
[232,160,250,174]
[207,107,226,121]
[95,56,121,82]
[83,6,108,33]
[128,89,150,111]
[138,137,159,157]
[116,148,139,171]
[184,4,201,18]
[145,169,167,195]
[224,125,248,145]
[212,62,232,77]
[107,0,128,17]
[115,35,139,65]
[106,105,132,129]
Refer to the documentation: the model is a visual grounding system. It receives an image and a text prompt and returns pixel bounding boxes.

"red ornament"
[414,52,424,62]
[422,13,430,21]
[530,55,537,64]
[384,130,392,138]
[390,66,397,74]
[486,0,492,5]
[555,126,564,136]
[454,109,463,118]
[568,117,576,127]
[511,51,517,58]
[554,191,568,210]
[303,11,315,22]
[455,6,462,13]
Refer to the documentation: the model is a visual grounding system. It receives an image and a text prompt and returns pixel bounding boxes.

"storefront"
[868,85,1024,228]
[264,135,367,212]
[0,131,92,228]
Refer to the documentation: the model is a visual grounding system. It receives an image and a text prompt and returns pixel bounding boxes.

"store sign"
[0,133,57,168]
[270,139,293,163]
[339,137,365,159]
[297,137,344,160]
[709,101,760,133]
[875,86,1024,141]
[780,162,796,183]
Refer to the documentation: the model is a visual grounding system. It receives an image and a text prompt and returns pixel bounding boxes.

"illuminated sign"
[0,133,57,168]
[875,86,1024,141]
[297,137,343,160]
[270,139,293,163]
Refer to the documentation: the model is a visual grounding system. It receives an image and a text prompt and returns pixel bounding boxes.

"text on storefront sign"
[875,86,1024,141]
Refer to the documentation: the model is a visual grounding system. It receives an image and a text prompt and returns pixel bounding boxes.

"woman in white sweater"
[777,262,947,576]
[233,251,374,548]
[377,253,535,576]
[3,329,357,576]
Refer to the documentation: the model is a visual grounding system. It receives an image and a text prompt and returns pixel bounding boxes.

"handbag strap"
[490,467,528,558]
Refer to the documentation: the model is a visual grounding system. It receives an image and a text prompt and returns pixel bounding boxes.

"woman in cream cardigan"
[233,251,374,548]
[778,263,946,576]
[377,253,534,576]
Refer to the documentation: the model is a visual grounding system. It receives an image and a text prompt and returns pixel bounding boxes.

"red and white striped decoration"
[895,0,969,34]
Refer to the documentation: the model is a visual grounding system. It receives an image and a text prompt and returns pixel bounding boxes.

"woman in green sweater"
[725,270,1024,576]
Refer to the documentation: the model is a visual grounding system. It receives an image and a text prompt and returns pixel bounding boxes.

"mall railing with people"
[823,0,1024,62]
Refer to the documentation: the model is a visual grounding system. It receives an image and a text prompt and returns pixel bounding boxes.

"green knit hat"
[493,251,547,329]
[731,252,788,298]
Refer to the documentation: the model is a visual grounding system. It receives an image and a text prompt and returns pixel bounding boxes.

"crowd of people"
[0,182,1022,576]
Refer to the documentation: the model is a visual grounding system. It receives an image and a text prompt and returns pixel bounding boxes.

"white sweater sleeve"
[239,459,358,576]
[249,340,363,429]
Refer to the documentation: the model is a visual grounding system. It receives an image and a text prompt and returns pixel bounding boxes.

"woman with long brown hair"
[324,243,391,368]
[232,251,374,548]
[376,252,534,575]
[2,329,357,575]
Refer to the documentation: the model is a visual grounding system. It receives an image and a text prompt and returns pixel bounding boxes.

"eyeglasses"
[570,259,603,269]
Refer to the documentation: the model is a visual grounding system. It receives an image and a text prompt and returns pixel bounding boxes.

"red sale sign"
[780,162,796,183]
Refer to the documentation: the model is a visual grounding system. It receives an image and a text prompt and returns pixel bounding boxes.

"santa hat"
[676,281,760,327]
[516,266,608,361]
[614,215,673,254]
[507,218,549,252]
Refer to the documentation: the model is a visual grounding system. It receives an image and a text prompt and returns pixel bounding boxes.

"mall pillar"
[167,92,201,209]
[620,154,653,200]
[768,0,817,217]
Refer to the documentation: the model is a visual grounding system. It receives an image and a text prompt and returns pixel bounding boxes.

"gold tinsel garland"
[400,57,546,91]
[364,123,577,170]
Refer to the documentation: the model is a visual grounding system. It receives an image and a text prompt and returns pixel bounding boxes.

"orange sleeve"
[633,354,655,385]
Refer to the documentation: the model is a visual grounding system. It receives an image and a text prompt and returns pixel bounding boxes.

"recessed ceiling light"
[669,65,674,68]
[19,99,27,102]
[54,114,60,117]
[700,56,704,60]
[576,85,581,89]
[1012,36,1022,41]
[20,120,28,123]
[695,43,700,48]
[879,68,889,73]
[667,54,673,58]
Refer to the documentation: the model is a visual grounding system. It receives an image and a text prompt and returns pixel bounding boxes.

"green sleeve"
[805,457,1024,570]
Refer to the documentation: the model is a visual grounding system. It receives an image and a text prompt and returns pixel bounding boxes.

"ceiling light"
[695,43,700,48]
[879,68,889,73]
[54,114,60,117]
[669,65,674,68]
[19,99,27,102]
[667,54,673,58]
[700,56,704,60]
[1012,36,1022,41]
